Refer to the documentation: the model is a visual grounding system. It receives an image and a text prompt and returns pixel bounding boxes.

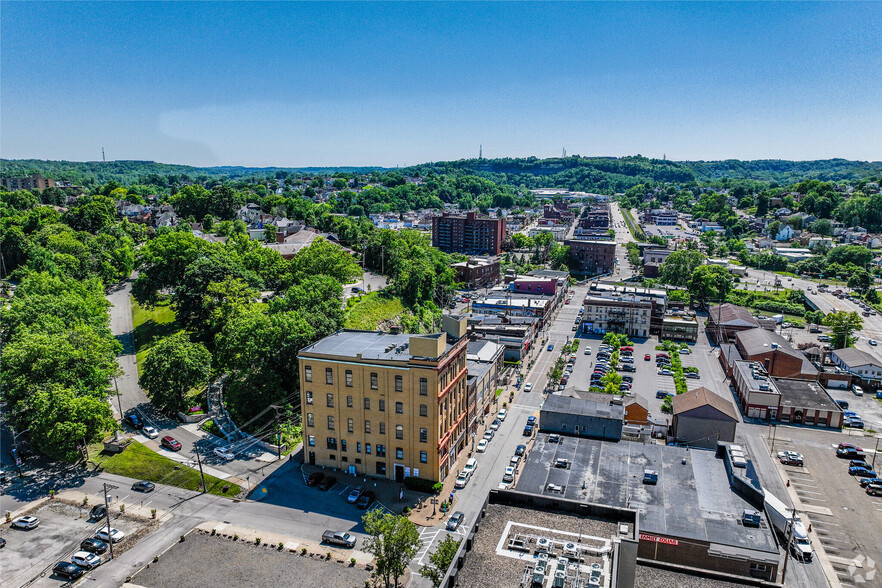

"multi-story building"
[432,211,505,256]
[452,256,500,289]
[642,208,678,225]
[578,205,610,229]
[466,340,505,432]
[580,294,653,338]
[565,239,616,275]
[1,174,56,191]
[298,316,469,483]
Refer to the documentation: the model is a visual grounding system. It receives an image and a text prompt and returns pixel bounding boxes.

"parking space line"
[795,489,824,495]
[337,484,351,496]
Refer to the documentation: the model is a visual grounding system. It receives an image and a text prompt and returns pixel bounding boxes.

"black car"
[80,538,108,555]
[0,537,6,548]
[515,444,526,456]
[306,472,325,487]
[89,504,107,520]
[124,413,143,429]
[317,475,336,491]
[132,480,155,493]
[356,490,375,509]
[53,562,85,580]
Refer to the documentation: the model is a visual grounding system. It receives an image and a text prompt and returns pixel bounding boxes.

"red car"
[644,354,651,361]
[161,436,182,451]
[620,346,634,352]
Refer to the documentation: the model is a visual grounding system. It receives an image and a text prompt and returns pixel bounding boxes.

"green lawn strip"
[93,440,240,497]
[131,298,183,376]
[343,292,406,330]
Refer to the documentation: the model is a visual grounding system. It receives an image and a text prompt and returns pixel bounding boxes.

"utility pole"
[113,377,124,440]
[103,483,117,559]
[769,423,777,456]
[872,436,881,470]
[194,447,207,493]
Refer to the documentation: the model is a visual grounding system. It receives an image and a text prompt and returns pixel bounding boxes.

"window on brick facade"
[420,451,428,463]
[356,442,361,453]
[306,413,314,427]
[347,418,354,433]
[370,372,378,390]
[396,447,404,459]
[366,443,371,454]
[376,445,386,457]
[379,422,386,435]
[364,398,370,410]
[379,399,385,412]
[395,402,403,414]
[305,391,313,404]
[304,365,312,382]
[364,420,371,434]
[376,462,386,475]
[420,404,427,417]
[341,440,347,452]
[396,425,404,440]
[325,368,333,384]
[345,370,353,387]
[326,393,334,407]
[327,415,335,430]
[420,428,427,443]
[420,378,428,396]
[395,375,403,392]
[307,435,315,447]
[346,395,353,408]
[326,437,337,450]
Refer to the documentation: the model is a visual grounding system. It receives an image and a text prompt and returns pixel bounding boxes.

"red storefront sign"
[640,533,679,546]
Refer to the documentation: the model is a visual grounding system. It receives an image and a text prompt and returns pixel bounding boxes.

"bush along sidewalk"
[656,340,688,412]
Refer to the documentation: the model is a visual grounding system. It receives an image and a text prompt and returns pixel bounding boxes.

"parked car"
[526,416,537,426]
[95,527,126,543]
[160,436,182,451]
[142,425,159,439]
[213,447,235,461]
[71,551,101,570]
[497,409,507,421]
[620,356,634,364]
[11,516,39,530]
[867,483,882,496]
[845,418,865,429]
[490,419,501,431]
[306,472,325,486]
[777,451,804,466]
[547,344,554,351]
[132,480,155,493]
[356,490,375,509]
[515,444,527,456]
[476,439,489,453]
[53,562,85,580]
[462,458,478,475]
[644,354,651,361]
[679,348,690,354]
[622,375,634,382]
[584,347,592,355]
[853,385,865,396]
[502,467,516,483]
[849,466,877,477]
[619,383,631,391]
[658,368,673,376]
[89,505,107,520]
[656,390,673,399]
[859,477,882,488]
[347,486,365,503]
[483,429,494,441]
[524,382,533,392]
[80,538,108,555]
[850,459,871,469]
[124,413,143,429]
[656,353,669,359]
[510,454,522,467]
[322,530,356,548]
[447,511,465,531]
[317,475,337,491]
[817,334,831,341]
[870,339,878,346]
[837,400,850,410]
[523,424,534,436]
[686,372,700,379]
[455,471,471,489]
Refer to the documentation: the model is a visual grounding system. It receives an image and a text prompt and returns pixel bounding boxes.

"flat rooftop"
[299,330,452,361]
[475,297,549,309]
[773,377,843,412]
[455,502,621,588]
[734,361,779,396]
[517,436,778,556]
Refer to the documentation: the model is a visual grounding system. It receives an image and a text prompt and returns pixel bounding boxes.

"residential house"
[830,347,882,390]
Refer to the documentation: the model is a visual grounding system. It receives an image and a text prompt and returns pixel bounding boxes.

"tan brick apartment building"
[1,174,56,191]
[298,317,469,483]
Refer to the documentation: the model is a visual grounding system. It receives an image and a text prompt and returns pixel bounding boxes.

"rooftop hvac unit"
[563,542,578,557]
[553,571,566,588]
[536,537,551,552]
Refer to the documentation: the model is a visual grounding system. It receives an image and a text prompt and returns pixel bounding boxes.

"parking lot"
[768,426,882,587]
[0,499,154,587]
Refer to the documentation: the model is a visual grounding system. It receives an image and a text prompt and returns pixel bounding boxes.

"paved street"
[609,202,635,280]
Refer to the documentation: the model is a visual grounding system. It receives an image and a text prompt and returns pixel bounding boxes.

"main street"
[608,202,635,280]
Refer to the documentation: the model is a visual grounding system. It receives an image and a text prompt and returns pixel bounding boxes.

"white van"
[853,385,864,396]
[463,458,478,474]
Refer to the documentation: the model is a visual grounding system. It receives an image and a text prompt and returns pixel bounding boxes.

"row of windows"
[306,415,428,441]
[307,436,428,463]
[305,393,430,417]
[303,366,428,395]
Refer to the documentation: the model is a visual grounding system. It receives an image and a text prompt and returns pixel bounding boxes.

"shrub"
[404,476,438,493]
[255,537,261,545]
[301,547,307,555]
[279,541,284,549]
[180,535,186,542]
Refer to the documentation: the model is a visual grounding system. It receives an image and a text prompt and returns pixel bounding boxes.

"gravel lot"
[455,503,617,588]
[133,531,370,588]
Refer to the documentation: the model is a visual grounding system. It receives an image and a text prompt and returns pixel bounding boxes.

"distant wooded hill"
[3,155,880,191]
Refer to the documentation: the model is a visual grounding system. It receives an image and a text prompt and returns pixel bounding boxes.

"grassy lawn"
[344,292,406,330]
[93,440,240,497]
[132,298,183,375]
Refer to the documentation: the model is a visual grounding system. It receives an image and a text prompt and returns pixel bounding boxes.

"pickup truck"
[322,530,356,548]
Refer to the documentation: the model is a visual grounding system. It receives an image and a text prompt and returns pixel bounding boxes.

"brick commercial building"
[452,256,500,289]
[734,328,818,379]
[578,205,610,229]
[1,174,56,191]
[565,239,616,275]
[706,303,775,344]
[432,211,505,256]
[298,316,469,483]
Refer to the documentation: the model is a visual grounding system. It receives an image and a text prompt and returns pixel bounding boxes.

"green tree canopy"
[362,510,423,588]
[420,535,461,588]
[139,332,212,413]
[689,265,734,306]
[824,311,863,349]
[658,249,706,287]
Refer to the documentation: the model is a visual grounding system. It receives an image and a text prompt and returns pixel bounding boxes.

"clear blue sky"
[2,2,880,167]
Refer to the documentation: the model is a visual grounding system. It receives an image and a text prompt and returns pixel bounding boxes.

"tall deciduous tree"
[290,237,362,284]
[362,510,423,588]
[689,265,733,306]
[658,249,705,287]
[139,332,211,413]
[29,386,116,461]
[420,535,461,588]
[824,311,863,349]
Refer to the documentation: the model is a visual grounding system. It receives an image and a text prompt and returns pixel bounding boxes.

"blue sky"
[2,2,880,167]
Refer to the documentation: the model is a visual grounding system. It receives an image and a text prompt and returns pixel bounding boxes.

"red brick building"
[432,211,505,256]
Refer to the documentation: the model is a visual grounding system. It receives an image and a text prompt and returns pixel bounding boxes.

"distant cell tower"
[102,147,105,162]
[479,145,482,159]
[562,148,566,158]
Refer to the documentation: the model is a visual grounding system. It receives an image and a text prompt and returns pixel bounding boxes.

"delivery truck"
[764,491,813,561]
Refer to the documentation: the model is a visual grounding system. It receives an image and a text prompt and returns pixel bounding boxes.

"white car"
[72,551,101,570]
[95,527,126,543]
[476,439,489,453]
[853,385,864,396]
[679,348,690,354]
[213,447,235,461]
[496,409,507,421]
[502,466,516,483]
[455,471,471,489]
[658,369,673,376]
[142,426,159,439]
[524,382,533,392]
[584,348,591,355]
[11,516,39,530]
[463,458,478,474]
